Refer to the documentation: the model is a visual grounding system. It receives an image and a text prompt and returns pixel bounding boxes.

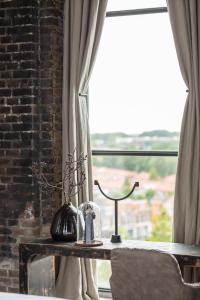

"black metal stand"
[94,180,139,243]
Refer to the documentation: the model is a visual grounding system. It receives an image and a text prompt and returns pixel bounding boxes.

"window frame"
[91,4,178,161]
[88,4,180,296]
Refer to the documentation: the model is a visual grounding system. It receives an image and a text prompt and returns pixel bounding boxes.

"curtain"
[167,1,200,281]
[56,1,108,300]
[167,0,200,245]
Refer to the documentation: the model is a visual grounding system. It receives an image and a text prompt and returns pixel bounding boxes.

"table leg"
[19,244,31,294]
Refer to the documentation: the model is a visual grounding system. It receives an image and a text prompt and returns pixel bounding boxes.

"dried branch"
[32,151,87,204]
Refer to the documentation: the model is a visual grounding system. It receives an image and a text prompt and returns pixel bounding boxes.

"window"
[89,0,186,292]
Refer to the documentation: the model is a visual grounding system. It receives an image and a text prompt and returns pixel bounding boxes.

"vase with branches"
[32,151,87,242]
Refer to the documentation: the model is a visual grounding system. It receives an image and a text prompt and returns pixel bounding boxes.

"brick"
[6,62,18,70]
[0,11,5,18]
[5,115,18,122]
[19,43,35,51]
[0,54,11,62]
[4,133,20,140]
[0,81,6,88]
[13,139,31,148]
[8,269,19,278]
[7,220,18,226]
[7,44,19,52]
[0,64,6,71]
[20,96,35,105]
[7,98,19,105]
[20,61,37,69]
[5,149,20,156]
[0,185,6,192]
[16,0,38,7]
[7,25,36,35]
[1,71,11,79]
[12,123,32,131]
[12,51,35,61]
[0,89,11,97]
[7,79,21,90]
[13,176,32,184]
[7,8,38,18]
[13,159,32,167]
[0,123,11,132]
[13,16,37,26]
[0,227,12,235]
[13,70,36,78]
[0,286,7,292]
[0,18,11,27]
[0,45,6,53]
[20,114,36,122]
[0,106,11,113]
[0,161,11,169]
[7,287,19,293]
[12,105,32,113]
[12,33,37,43]
[0,218,6,226]
[1,36,12,44]
[0,27,6,35]
[0,270,8,277]
[0,141,11,148]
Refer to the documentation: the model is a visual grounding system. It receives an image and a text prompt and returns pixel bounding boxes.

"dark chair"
[110,248,200,300]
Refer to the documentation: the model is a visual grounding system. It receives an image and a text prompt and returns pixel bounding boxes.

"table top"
[19,238,200,261]
[0,293,62,300]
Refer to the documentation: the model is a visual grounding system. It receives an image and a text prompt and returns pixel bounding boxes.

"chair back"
[110,248,198,300]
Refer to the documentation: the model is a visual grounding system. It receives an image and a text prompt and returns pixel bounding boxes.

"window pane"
[94,155,176,288]
[107,0,167,11]
[91,131,179,151]
[93,155,176,241]
[89,13,186,150]
[97,260,111,290]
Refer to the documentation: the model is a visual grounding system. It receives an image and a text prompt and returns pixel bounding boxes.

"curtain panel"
[56,1,108,300]
[167,0,200,246]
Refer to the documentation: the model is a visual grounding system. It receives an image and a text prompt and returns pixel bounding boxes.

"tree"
[119,226,129,240]
[122,177,132,195]
[146,207,172,242]
[145,189,156,202]
[149,167,159,180]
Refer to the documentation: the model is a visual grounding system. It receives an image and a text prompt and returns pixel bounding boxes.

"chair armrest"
[184,282,200,289]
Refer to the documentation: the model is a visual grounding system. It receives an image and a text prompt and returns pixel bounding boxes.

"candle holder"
[94,180,139,243]
[75,201,103,247]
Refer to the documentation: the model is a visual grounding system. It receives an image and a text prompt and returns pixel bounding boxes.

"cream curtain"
[56,1,108,299]
[167,1,200,245]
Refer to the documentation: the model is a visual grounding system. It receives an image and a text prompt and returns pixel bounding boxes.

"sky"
[89,0,186,135]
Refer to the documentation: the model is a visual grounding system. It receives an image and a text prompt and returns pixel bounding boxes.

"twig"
[32,151,87,204]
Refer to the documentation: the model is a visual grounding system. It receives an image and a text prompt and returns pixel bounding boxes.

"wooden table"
[19,238,200,294]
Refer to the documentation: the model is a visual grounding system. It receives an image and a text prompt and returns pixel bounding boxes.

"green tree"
[122,177,131,195]
[146,207,172,242]
[145,189,156,201]
[149,167,159,180]
[92,155,177,177]
[98,261,112,288]
[119,226,129,240]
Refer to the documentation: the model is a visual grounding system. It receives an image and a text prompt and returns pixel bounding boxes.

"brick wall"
[0,0,63,292]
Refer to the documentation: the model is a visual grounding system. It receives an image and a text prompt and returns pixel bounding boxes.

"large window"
[89,0,186,291]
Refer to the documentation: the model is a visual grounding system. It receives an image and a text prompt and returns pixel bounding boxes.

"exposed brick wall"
[39,0,63,233]
[0,0,63,292]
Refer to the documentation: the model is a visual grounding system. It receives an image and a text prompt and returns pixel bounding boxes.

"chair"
[110,248,200,300]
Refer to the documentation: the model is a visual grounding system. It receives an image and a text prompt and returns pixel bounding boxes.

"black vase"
[50,202,77,242]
